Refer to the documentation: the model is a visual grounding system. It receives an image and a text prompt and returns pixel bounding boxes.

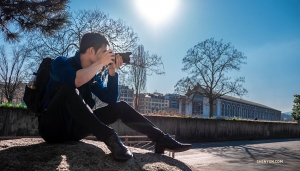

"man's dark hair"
[79,32,109,54]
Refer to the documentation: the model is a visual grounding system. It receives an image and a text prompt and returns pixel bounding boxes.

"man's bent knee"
[60,84,80,95]
[118,101,131,107]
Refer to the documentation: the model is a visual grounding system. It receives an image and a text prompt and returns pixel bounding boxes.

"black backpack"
[23,57,79,116]
[23,57,58,116]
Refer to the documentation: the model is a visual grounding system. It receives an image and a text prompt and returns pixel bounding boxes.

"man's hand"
[108,54,123,76]
[97,49,115,66]
[108,54,123,69]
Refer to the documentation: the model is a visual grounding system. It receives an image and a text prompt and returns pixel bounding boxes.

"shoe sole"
[108,147,133,162]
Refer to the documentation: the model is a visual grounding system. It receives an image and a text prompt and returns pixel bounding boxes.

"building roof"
[220,95,280,112]
[140,93,164,99]
[186,83,281,112]
[118,85,133,89]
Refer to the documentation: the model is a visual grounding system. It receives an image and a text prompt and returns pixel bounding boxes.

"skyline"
[70,0,300,113]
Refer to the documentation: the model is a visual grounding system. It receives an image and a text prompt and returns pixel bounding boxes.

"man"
[39,32,192,162]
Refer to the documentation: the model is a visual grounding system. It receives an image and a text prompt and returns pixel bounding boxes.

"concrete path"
[175,138,300,171]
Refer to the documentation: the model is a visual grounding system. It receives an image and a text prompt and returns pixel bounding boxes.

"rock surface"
[0,138,195,171]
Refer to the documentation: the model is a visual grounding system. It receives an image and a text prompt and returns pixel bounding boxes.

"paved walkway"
[175,138,300,171]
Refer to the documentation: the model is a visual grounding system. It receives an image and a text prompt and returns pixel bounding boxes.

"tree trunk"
[7,95,13,103]
[134,89,139,111]
[209,99,214,118]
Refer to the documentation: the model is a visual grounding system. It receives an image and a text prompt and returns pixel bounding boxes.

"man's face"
[92,44,108,62]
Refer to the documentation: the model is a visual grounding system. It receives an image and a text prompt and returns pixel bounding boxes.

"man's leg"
[93,101,192,153]
[39,85,133,161]
[93,101,164,141]
[39,85,115,142]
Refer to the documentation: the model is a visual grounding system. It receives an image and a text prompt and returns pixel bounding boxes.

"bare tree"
[117,72,133,102]
[26,26,77,63]
[130,45,165,111]
[25,8,138,63]
[20,9,164,112]
[0,45,33,103]
[23,8,139,108]
[131,46,147,111]
[0,0,69,43]
[175,38,248,118]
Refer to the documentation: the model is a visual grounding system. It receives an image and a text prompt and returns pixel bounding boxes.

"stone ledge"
[0,138,195,171]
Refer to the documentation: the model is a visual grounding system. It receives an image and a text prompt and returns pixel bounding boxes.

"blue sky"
[69,0,299,113]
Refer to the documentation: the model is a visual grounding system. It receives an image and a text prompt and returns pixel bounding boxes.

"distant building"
[0,82,26,104]
[179,84,282,121]
[164,93,180,114]
[118,85,134,107]
[164,107,179,113]
[93,85,134,109]
[164,93,180,108]
[138,92,169,114]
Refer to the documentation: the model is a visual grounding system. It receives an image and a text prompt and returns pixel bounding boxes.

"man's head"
[79,32,109,54]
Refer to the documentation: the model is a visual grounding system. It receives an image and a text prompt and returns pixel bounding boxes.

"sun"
[134,0,179,27]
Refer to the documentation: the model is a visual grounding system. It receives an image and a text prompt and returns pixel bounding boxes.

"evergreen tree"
[292,94,300,124]
[0,0,69,42]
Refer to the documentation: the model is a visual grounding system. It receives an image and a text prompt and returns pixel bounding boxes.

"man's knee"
[118,101,130,107]
[60,84,80,95]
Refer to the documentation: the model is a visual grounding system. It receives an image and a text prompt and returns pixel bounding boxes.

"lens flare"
[135,0,179,27]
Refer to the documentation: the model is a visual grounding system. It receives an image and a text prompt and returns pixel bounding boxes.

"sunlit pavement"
[175,138,300,171]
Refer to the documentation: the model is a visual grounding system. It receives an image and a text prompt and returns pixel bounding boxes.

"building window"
[232,105,235,117]
[222,103,225,116]
[241,107,244,118]
[192,101,202,115]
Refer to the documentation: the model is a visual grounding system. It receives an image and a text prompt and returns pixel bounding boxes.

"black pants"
[38,85,164,143]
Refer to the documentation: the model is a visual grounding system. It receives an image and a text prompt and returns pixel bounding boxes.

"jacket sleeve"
[91,73,119,104]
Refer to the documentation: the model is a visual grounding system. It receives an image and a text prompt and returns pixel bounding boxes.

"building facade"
[118,85,134,107]
[165,93,180,108]
[0,82,26,104]
[179,87,281,121]
[138,92,169,114]
[93,85,134,109]
[164,93,180,114]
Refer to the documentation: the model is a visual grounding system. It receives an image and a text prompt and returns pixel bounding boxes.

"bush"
[0,102,27,109]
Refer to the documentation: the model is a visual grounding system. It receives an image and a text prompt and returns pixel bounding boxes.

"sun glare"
[135,0,179,27]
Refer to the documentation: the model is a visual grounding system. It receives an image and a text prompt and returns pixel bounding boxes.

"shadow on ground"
[0,138,195,171]
[190,138,300,149]
[178,138,300,171]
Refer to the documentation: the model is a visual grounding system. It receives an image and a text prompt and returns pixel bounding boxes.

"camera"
[115,52,131,64]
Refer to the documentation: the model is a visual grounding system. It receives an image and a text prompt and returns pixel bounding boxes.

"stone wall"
[0,108,39,136]
[1,108,299,141]
[111,116,300,141]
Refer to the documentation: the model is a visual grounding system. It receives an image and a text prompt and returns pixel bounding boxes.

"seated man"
[38,32,192,162]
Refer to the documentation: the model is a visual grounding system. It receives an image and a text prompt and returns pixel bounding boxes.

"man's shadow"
[0,139,194,171]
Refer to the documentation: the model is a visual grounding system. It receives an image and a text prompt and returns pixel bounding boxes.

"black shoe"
[104,133,133,162]
[155,134,192,154]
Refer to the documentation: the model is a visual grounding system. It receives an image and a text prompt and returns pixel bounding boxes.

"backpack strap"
[68,57,81,70]
[50,72,60,83]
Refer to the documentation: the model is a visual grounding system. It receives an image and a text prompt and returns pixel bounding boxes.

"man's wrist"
[96,60,104,69]
[108,68,116,76]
